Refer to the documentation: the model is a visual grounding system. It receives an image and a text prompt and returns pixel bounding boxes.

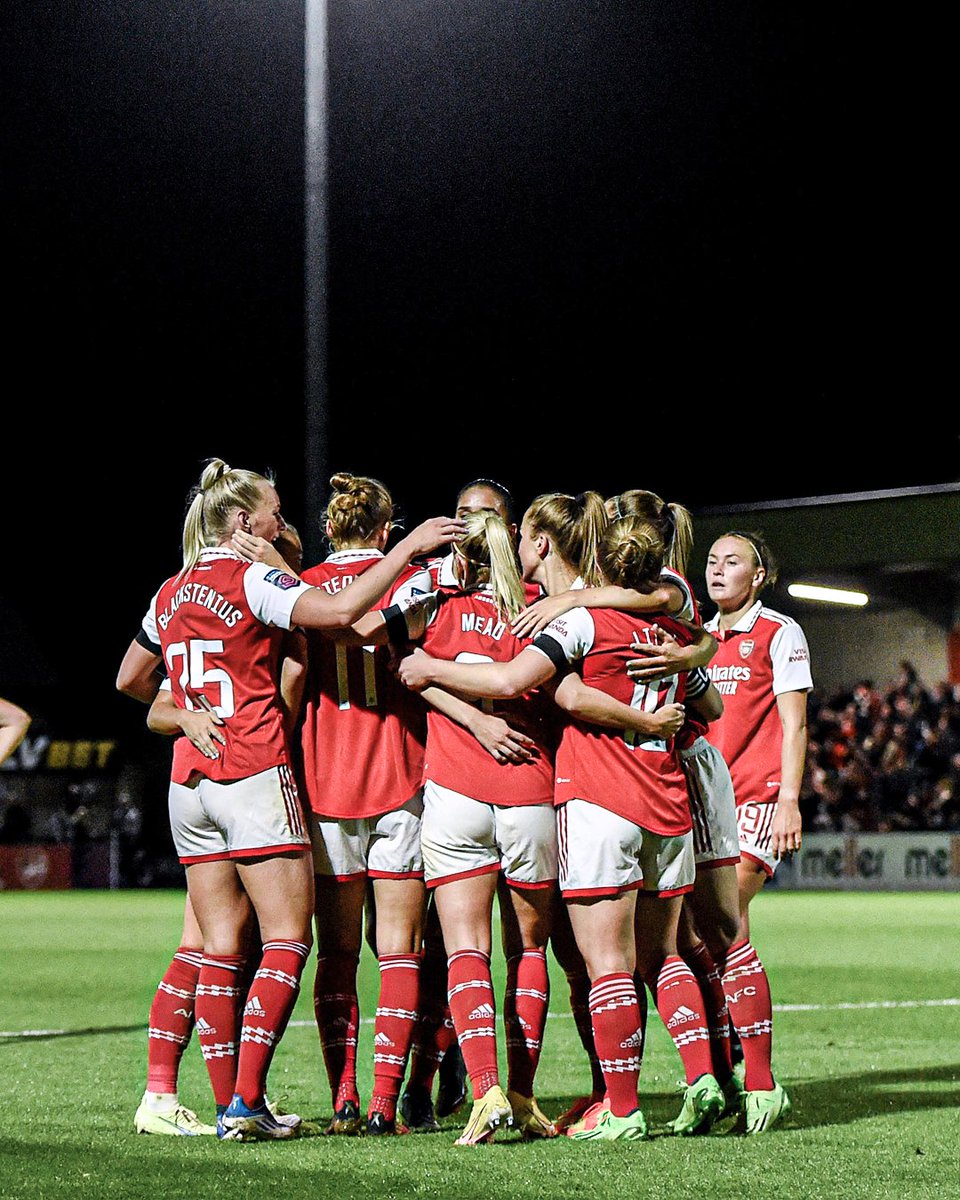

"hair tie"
[611,496,623,520]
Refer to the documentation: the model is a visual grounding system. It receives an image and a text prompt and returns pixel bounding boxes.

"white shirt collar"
[705,599,763,637]
[326,548,384,564]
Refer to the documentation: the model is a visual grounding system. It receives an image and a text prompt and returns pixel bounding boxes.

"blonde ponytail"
[180,458,272,576]
[455,509,525,622]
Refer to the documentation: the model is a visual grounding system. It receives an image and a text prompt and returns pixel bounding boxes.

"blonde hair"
[607,489,693,577]
[524,491,608,587]
[326,472,394,550]
[598,518,665,592]
[454,509,526,622]
[721,529,779,591]
[181,458,274,576]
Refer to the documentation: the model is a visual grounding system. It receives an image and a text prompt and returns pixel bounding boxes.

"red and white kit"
[530,606,695,898]
[141,548,313,862]
[393,584,558,888]
[704,600,812,874]
[661,566,739,870]
[300,551,431,879]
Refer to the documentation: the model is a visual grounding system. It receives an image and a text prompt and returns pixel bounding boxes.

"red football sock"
[195,953,245,1107]
[684,941,733,1082]
[504,950,549,1096]
[723,940,774,1091]
[405,937,452,1093]
[446,950,499,1098]
[588,973,643,1117]
[146,947,202,1095]
[235,940,310,1108]
[566,968,606,1097]
[656,956,714,1085]
[314,951,360,1109]
[370,954,420,1121]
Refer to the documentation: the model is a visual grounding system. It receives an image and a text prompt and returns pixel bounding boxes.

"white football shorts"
[737,800,780,877]
[680,736,740,869]
[169,764,309,864]
[558,798,695,899]
[420,779,558,889]
[310,791,424,880]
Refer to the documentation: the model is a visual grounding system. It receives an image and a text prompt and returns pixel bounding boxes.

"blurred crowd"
[802,661,960,833]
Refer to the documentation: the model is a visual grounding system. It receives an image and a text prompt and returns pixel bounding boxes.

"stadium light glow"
[787,583,869,606]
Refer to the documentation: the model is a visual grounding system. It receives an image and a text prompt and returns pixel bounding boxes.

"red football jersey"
[703,602,813,806]
[299,552,430,819]
[419,587,556,806]
[659,565,710,751]
[143,549,312,785]
[533,607,692,835]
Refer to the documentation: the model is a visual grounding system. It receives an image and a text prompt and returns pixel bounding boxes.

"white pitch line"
[3,998,958,1040]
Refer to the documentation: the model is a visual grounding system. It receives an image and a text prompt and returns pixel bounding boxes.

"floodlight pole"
[304,0,329,564]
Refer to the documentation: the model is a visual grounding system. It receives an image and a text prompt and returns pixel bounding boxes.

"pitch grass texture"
[1,891,957,1200]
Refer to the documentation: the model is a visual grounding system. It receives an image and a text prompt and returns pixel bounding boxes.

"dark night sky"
[3,2,952,734]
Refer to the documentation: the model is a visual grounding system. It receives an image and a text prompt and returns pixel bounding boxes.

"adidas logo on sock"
[195,1018,215,1034]
[468,1003,495,1020]
[619,1027,645,1049]
[244,995,267,1017]
[374,1032,395,1047]
[667,1005,700,1029]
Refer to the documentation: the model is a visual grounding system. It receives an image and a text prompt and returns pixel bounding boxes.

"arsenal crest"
[739,639,755,659]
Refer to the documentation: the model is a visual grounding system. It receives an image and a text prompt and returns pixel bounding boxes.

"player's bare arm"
[510,581,681,640]
[116,640,163,704]
[551,671,685,737]
[397,645,555,699]
[770,689,807,858]
[147,689,225,761]
[420,686,538,765]
[626,623,718,681]
[0,696,31,766]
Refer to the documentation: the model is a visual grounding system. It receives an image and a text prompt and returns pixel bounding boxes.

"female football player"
[700,530,812,1134]
[399,503,715,1141]
[117,459,461,1140]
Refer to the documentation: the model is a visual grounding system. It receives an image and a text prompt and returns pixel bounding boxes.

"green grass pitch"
[1,890,957,1199]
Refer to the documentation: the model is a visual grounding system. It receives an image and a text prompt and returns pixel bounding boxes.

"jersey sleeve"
[138,589,163,656]
[391,566,434,606]
[243,563,315,630]
[382,589,440,645]
[531,607,595,671]
[769,621,813,695]
[661,568,697,622]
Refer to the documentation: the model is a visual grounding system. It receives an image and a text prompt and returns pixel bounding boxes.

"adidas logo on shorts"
[244,995,267,1018]
[469,1003,495,1021]
[667,1005,700,1029]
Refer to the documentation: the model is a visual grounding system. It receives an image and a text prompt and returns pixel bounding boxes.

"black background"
[3,2,952,736]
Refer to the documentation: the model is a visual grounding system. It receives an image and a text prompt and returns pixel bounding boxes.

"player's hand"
[401,516,467,557]
[626,626,688,681]
[231,531,290,572]
[471,713,539,764]
[396,647,438,692]
[650,703,686,738]
[770,798,802,859]
[510,593,573,640]
[178,709,226,760]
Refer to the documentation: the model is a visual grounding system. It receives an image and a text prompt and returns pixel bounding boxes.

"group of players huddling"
[116,463,812,1144]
